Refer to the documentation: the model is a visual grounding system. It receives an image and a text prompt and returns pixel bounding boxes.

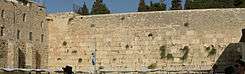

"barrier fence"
[0,68,218,74]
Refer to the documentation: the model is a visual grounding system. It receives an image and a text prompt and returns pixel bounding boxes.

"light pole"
[91,24,97,74]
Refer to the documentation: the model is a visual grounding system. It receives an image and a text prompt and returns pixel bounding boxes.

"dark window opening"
[184,22,189,27]
[62,41,67,46]
[23,13,26,22]
[41,21,43,28]
[57,58,61,61]
[148,33,153,37]
[17,30,20,39]
[41,34,44,42]
[0,26,4,36]
[121,17,125,20]
[78,58,82,63]
[29,32,32,41]
[18,48,26,68]
[125,45,129,49]
[91,24,95,27]
[72,50,77,53]
[35,51,41,69]
[1,10,4,18]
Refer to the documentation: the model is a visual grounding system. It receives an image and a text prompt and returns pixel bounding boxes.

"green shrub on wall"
[180,46,189,60]
[208,48,217,56]
[206,45,217,57]
[167,54,174,60]
[63,41,67,46]
[160,46,166,59]
[148,63,157,69]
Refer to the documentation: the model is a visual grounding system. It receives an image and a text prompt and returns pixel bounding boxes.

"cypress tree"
[138,0,147,12]
[91,0,110,15]
[171,0,181,10]
[159,0,166,10]
[148,0,165,11]
[234,0,245,8]
[186,0,239,9]
[79,2,89,15]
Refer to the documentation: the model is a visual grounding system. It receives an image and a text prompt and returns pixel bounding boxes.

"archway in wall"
[35,51,41,69]
[18,48,26,68]
[0,40,7,67]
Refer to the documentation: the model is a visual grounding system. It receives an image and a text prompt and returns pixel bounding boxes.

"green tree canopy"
[138,0,147,12]
[78,2,89,15]
[138,0,166,12]
[91,0,110,15]
[172,0,181,10]
[185,0,245,9]
[149,1,165,11]
[234,0,245,8]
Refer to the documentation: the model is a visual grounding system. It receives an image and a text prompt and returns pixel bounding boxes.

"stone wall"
[47,8,245,72]
[0,0,48,69]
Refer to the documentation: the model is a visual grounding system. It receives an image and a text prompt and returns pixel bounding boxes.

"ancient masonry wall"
[0,0,48,69]
[47,9,245,71]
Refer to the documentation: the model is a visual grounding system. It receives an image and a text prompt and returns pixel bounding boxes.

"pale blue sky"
[43,0,185,13]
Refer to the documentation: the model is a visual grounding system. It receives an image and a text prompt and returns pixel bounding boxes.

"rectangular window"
[17,30,20,39]
[23,13,26,22]
[41,21,43,28]
[1,10,5,18]
[41,34,44,42]
[29,32,32,41]
[0,27,4,36]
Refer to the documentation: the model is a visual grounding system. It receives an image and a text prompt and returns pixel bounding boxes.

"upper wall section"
[47,8,245,71]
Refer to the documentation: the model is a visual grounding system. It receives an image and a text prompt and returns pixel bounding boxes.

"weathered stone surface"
[0,0,48,69]
[47,8,245,71]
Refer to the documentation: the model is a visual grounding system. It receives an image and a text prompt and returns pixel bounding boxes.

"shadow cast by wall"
[213,43,243,73]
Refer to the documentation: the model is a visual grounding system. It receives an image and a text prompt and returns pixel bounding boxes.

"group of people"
[61,60,245,74]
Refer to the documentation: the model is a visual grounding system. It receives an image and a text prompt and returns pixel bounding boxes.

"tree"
[159,0,166,10]
[91,0,110,15]
[172,0,181,10]
[234,0,245,8]
[78,2,89,15]
[185,0,240,9]
[149,2,165,11]
[138,0,147,12]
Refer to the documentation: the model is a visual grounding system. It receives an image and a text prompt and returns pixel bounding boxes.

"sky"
[42,0,186,13]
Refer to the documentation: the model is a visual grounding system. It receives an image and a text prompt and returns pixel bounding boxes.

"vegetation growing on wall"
[206,46,211,51]
[184,22,189,27]
[167,54,174,60]
[63,41,67,46]
[72,50,77,53]
[206,45,217,56]
[208,48,217,56]
[180,46,189,60]
[160,46,166,59]
[99,66,104,69]
[148,63,157,69]
[78,58,82,63]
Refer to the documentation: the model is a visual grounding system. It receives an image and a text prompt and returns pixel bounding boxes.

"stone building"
[0,0,48,69]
